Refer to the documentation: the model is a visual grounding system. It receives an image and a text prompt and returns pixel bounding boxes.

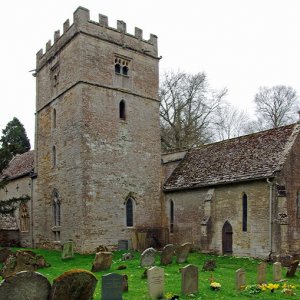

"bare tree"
[254,85,299,129]
[159,71,227,151]
[212,103,249,141]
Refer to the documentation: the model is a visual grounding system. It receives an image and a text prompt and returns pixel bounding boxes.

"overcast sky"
[1,0,300,147]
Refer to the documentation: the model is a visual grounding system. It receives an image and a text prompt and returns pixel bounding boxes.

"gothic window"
[125,197,134,227]
[20,203,30,232]
[119,100,126,120]
[242,193,247,232]
[53,108,56,128]
[170,200,174,234]
[53,190,61,227]
[114,57,130,76]
[52,146,57,167]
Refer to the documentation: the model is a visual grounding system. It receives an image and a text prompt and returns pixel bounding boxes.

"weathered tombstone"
[176,242,192,263]
[118,240,128,250]
[122,274,128,292]
[286,260,299,277]
[273,262,282,282]
[61,240,74,259]
[202,259,217,271]
[147,266,164,299]
[102,273,123,300]
[91,252,112,272]
[1,250,50,278]
[122,252,134,261]
[257,262,267,284]
[50,269,97,300]
[96,245,108,253]
[235,268,246,290]
[0,248,13,263]
[181,264,199,295]
[141,247,156,267]
[160,244,175,265]
[0,271,51,300]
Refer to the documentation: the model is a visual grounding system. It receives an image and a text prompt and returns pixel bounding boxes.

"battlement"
[36,7,158,69]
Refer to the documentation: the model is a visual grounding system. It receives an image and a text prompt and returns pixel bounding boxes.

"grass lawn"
[1,248,299,299]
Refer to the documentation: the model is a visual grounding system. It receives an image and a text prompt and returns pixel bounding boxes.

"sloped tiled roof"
[1,150,34,180]
[164,124,300,191]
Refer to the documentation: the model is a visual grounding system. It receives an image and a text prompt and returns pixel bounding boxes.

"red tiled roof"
[164,124,300,191]
[2,150,34,179]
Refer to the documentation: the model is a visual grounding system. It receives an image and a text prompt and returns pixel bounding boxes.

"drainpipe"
[266,178,274,257]
[30,174,34,247]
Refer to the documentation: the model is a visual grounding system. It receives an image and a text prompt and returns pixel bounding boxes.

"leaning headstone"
[0,248,13,263]
[141,247,156,267]
[122,274,128,292]
[61,240,74,259]
[181,264,198,295]
[273,262,282,282]
[0,271,51,300]
[235,268,246,290]
[257,262,267,284]
[91,252,112,272]
[1,250,50,278]
[286,260,299,277]
[50,269,97,300]
[176,242,192,263]
[102,273,123,300]
[147,266,164,300]
[160,244,175,265]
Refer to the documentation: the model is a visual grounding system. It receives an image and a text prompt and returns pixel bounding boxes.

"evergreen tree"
[0,117,31,172]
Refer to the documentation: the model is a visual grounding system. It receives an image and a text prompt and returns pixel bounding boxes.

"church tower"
[33,7,162,252]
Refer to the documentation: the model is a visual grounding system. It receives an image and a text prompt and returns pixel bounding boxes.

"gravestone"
[118,240,129,250]
[91,252,112,272]
[61,240,74,259]
[141,247,156,267]
[160,244,175,265]
[0,271,51,300]
[122,274,128,292]
[273,262,282,281]
[102,273,123,300]
[122,252,134,261]
[1,250,50,278]
[235,268,246,290]
[257,262,267,284]
[176,242,192,263]
[286,260,299,277]
[50,269,97,300]
[181,264,198,295]
[0,248,13,263]
[147,266,164,299]
[96,245,108,253]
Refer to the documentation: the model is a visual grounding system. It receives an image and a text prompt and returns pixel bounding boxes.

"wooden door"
[222,221,233,255]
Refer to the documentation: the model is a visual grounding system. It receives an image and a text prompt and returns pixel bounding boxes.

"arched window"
[115,63,121,74]
[242,193,247,232]
[125,198,134,227]
[53,190,61,226]
[122,66,129,76]
[52,146,56,167]
[170,200,174,233]
[119,100,126,120]
[53,108,56,128]
[20,203,30,232]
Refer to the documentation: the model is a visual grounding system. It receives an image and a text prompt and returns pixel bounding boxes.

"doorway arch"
[222,221,233,255]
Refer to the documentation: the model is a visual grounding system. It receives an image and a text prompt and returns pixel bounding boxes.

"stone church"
[1,7,300,259]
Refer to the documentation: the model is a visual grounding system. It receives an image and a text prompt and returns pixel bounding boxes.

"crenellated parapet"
[36,6,158,70]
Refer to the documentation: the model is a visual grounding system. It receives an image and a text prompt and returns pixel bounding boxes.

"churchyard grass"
[1,248,299,299]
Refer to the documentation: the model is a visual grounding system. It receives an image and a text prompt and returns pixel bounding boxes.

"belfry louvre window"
[126,198,134,227]
[114,57,130,76]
